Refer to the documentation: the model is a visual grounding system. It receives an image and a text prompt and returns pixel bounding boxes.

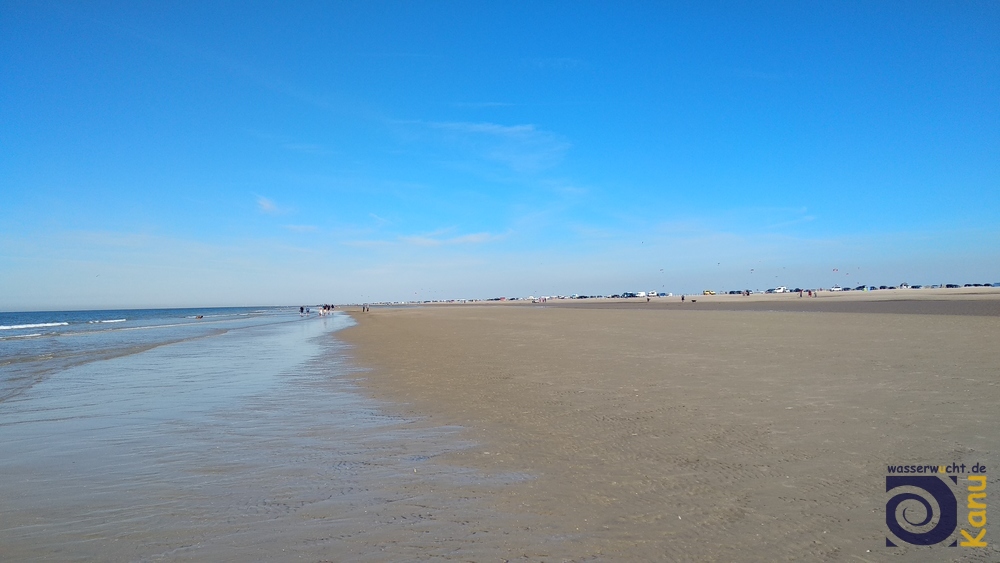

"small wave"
[0,322,69,331]
[1,333,43,340]
[88,319,127,324]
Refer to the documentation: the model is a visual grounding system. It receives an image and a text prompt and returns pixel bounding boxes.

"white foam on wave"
[0,322,69,331]
[1,333,43,340]
[88,319,127,324]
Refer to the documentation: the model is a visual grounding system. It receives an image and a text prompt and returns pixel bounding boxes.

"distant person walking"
[681,295,685,302]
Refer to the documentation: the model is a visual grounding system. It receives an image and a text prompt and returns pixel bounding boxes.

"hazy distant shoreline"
[354,285,1000,316]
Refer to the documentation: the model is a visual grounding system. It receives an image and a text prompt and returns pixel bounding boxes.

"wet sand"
[0,315,548,562]
[340,291,1000,561]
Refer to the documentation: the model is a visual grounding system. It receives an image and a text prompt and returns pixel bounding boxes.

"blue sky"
[2,1,998,309]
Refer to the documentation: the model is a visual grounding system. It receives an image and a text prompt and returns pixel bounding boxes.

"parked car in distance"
[702,290,716,295]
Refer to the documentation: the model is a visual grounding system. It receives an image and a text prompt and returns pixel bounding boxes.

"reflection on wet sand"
[0,316,541,562]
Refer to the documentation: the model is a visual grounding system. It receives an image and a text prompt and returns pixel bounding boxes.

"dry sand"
[338,290,1000,561]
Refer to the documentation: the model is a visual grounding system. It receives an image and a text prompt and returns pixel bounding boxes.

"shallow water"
[0,307,305,402]
[0,311,529,562]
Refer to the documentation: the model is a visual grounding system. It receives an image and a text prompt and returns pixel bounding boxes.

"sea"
[0,307,307,402]
[0,307,522,561]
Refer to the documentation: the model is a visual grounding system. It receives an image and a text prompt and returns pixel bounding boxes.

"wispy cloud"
[341,226,507,249]
[404,120,570,173]
[542,179,588,198]
[765,215,816,230]
[256,195,290,215]
[341,239,394,248]
[400,228,508,247]
[256,196,278,214]
[449,232,505,244]
[244,130,337,156]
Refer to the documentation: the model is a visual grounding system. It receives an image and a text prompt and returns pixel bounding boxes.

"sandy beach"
[340,289,1000,561]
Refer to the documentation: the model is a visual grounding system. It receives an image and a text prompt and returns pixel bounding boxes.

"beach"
[1,295,997,561]
[2,310,532,562]
[340,289,1000,561]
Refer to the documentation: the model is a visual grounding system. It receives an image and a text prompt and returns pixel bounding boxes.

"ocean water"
[0,308,529,561]
[0,307,307,402]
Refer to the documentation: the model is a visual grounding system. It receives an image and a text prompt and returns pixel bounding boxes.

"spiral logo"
[885,475,958,546]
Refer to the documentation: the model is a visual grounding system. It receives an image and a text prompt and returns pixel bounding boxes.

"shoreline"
[339,293,1000,560]
[349,286,1000,316]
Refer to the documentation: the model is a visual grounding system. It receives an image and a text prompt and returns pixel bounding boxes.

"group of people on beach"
[298,304,337,316]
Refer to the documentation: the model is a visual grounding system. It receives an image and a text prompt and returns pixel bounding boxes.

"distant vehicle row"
[481,283,1000,303]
